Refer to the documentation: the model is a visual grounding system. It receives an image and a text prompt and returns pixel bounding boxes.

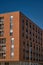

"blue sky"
[0,0,43,29]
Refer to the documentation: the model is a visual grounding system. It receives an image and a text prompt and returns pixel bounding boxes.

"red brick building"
[0,11,43,65]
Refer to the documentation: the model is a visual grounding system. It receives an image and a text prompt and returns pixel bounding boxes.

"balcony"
[0,45,6,52]
[0,45,6,59]
[0,53,6,59]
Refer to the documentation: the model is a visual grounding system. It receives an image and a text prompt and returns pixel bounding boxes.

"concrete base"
[0,62,42,65]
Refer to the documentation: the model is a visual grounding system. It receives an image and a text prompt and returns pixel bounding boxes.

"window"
[11,38,14,58]
[11,52,14,56]
[29,23,31,28]
[23,41,25,46]
[11,38,14,44]
[36,46,38,50]
[36,53,38,57]
[10,16,13,21]
[2,38,6,43]
[0,31,4,36]
[0,51,6,59]
[0,38,6,59]
[30,42,32,47]
[10,23,13,29]
[5,62,9,65]
[10,16,13,36]
[22,23,25,32]
[26,56,29,60]
[26,20,28,26]
[10,29,13,36]
[23,49,25,52]
[22,25,24,30]
[39,46,40,51]
[33,58,35,61]
[26,28,28,33]
[0,38,6,44]
[39,59,40,61]
[10,16,13,29]
[38,29,40,34]
[41,32,42,36]
[29,47,32,53]
[0,17,4,23]
[33,38,34,42]
[26,35,28,39]
[26,50,29,53]
[36,27,37,32]
[36,40,37,43]
[22,19,24,24]
[0,24,4,29]
[39,54,40,57]
[41,37,42,41]
[29,54,32,60]
[11,45,14,48]
[30,57,32,60]
[30,37,31,40]
[2,46,6,51]
[10,16,14,58]
[11,38,14,49]
[27,42,29,46]
[22,19,24,27]
[23,54,25,60]
[36,59,38,61]
[33,33,34,36]
[33,45,35,49]
[30,31,31,34]
[33,25,34,30]
[36,35,37,38]
[22,32,24,37]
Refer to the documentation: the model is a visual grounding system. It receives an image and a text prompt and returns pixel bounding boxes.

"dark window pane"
[5,62,9,65]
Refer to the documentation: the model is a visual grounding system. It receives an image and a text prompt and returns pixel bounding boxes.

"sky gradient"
[0,0,43,29]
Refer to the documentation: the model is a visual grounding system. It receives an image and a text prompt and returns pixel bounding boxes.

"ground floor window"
[5,62,9,65]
